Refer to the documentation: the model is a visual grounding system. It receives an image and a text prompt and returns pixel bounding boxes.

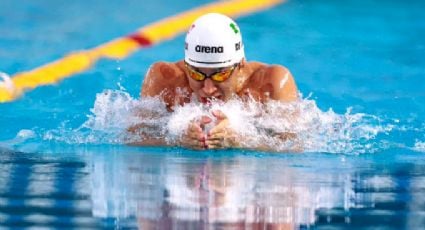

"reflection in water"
[0,148,98,228]
[407,170,425,229]
[0,148,424,229]
[90,152,357,229]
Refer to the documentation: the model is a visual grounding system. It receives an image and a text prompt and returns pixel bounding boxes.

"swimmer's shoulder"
[246,61,289,82]
[142,61,189,97]
[146,61,187,83]
[244,61,298,102]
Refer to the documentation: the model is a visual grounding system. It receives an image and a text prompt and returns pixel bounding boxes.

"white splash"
[39,89,394,154]
[413,140,425,152]
[159,95,390,153]
[43,90,169,144]
[16,129,36,139]
[167,102,208,138]
[82,89,140,131]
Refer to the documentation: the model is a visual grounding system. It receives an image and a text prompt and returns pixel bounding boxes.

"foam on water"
[164,93,395,154]
[7,89,411,154]
[413,140,425,153]
[42,90,169,144]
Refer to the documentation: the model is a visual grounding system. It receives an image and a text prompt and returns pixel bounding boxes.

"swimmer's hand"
[206,110,240,149]
[180,116,211,150]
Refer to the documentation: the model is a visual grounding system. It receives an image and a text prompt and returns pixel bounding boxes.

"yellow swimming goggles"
[185,62,238,82]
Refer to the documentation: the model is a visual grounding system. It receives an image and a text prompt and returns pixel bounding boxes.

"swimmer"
[130,13,299,150]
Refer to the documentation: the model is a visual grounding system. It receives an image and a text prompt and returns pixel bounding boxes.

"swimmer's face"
[185,63,240,103]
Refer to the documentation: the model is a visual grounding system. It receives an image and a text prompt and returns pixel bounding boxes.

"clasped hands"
[180,110,239,150]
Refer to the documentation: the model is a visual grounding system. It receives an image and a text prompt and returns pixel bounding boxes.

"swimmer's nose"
[202,78,218,95]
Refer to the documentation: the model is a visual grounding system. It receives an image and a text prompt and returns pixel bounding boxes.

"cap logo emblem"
[230,23,239,34]
[195,45,223,53]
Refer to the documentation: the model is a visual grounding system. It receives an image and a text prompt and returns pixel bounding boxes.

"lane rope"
[0,0,283,103]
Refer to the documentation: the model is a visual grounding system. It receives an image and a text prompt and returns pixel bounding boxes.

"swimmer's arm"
[128,63,169,145]
[206,111,303,153]
[126,107,171,146]
[217,126,302,153]
[127,62,185,146]
[252,129,303,153]
[126,124,170,146]
[250,107,303,153]
[258,66,302,152]
[127,117,208,149]
[213,129,302,153]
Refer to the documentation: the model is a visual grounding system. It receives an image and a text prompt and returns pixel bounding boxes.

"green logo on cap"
[230,23,239,34]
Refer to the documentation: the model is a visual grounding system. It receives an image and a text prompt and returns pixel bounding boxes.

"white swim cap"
[184,13,245,68]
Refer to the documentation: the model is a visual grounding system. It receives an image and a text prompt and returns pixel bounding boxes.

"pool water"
[1,0,425,229]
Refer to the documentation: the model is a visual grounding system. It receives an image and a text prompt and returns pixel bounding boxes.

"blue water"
[1,0,425,229]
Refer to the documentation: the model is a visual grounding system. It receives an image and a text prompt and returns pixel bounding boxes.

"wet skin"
[138,59,299,150]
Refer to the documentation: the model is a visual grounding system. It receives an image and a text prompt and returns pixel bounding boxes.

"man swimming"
[131,13,299,150]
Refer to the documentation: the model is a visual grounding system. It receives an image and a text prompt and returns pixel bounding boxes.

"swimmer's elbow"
[127,138,168,147]
[271,132,304,153]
